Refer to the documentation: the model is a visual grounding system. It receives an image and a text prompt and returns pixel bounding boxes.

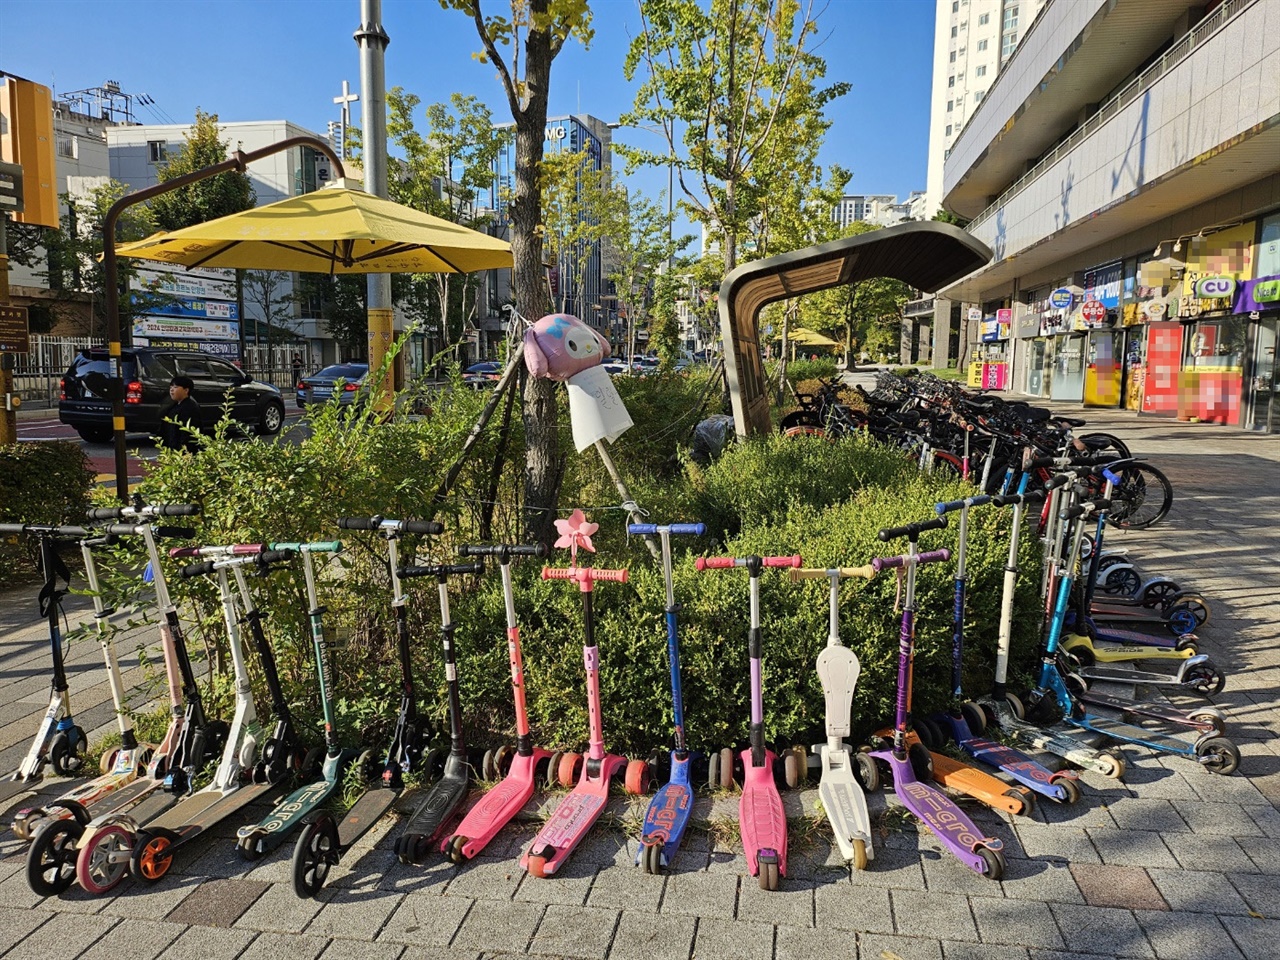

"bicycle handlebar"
[872,548,951,571]
[337,517,444,535]
[878,517,947,542]
[627,522,706,536]
[789,565,876,581]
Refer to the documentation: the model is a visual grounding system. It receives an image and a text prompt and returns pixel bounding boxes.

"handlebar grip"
[101,524,142,536]
[337,517,377,530]
[267,541,342,554]
[541,566,628,583]
[153,527,196,541]
[934,494,993,515]
[259,550,295,564]
[0,523,91,537]
[695,556,738,570]
[1025,456,1055,470]
[992,490,1046,508]
[403,520,444,535]
[789,565,876,581]
[872,548,952,571]
[1044,474,1071,490]
[627,522,707,536]
[919,549,951,565]
[156,504,200,517]
[398,561,484,579]
[86,507,125,520]
[586,567,627,583]
[457,543,548,558]
[878,516,947,541]
[1062,505,1088,520]
[180,560,216,578]
[762,555,803,568]
[1102,467,1122,485]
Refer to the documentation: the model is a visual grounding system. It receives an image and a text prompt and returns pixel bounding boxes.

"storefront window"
[1180,317,1246,425]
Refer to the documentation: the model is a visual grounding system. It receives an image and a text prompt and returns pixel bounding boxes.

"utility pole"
[332,80,359,161]
[355,0,396,406]
[0,214,18,446]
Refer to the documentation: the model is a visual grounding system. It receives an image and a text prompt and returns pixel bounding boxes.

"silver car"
[296,363,369,408]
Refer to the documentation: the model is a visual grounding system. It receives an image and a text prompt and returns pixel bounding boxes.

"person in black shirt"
[160,375,202,453]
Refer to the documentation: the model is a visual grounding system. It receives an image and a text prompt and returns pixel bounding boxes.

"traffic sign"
[1080,299,1107,325]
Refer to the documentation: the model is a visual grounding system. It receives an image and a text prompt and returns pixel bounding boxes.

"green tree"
[622,0,848,274]
[242,270,297,344]
[148,110,255,231]
[295,274,367,358]
[442,0,595,547]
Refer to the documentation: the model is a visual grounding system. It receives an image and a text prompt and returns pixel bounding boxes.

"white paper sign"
[565,364,634,452]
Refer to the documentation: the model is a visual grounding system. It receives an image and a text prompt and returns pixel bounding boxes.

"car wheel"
[258,401,285,436]
[76,426,114,444]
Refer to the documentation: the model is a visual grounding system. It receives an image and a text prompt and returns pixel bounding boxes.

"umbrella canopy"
[113,187,513,274]
[784,327,841,348]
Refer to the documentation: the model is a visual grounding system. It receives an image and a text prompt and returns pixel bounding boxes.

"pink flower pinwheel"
[554,509,598,565]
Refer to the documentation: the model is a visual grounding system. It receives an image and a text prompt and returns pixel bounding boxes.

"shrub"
[0,441,96,586]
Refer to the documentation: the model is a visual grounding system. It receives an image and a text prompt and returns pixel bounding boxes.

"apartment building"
[927,0,1280,432]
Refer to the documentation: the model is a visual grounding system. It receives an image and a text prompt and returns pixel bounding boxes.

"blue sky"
[2,0,935,211]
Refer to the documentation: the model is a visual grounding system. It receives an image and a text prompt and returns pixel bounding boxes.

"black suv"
[59,348,286,443]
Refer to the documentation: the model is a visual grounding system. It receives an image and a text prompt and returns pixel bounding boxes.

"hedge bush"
[0,441,96,586]
[75,368,1043,759]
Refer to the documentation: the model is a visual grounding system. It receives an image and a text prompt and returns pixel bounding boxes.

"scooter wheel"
[1176,636,1199,653]
[237,832,266,862]
[300,746,324,780]
[707,751,720,790]
[1055,777,1081,805]
[1098,749,1127,780]
[855,751,880,793]
[545,752,564,790]
[447,834,469,865]
[482,749,498,782]
[960,702,987,736]
[1105,567,1142,597]
[1196,736,1240,776]
[26,818,84,896]
[783,751,801,790]
[293,814,340,898]
[1189,709,1227,736]
[1006,788,1035,818]
[852,838,869,871]
[205,720,231,759]
[719,748,736,790]
[557,752,582,788]
[758,858,780,891]
[976,844,1005,880]
[422,748,445,783]
[495,745,515,778]
[1064,672,1089,699]
[527,854,549,878]
[76,825,134,895]
[908,742,934,780]
[624,759,651,796]
[132,827,179,884]
[99,747,120,776]
[1005,693,1026,721]
[1184,663,1226,698]
[791,745,808,786]
[1067,644,1096,667]
[1142,580,1181,607]
[641,840,663,875]
[50,729,87,776]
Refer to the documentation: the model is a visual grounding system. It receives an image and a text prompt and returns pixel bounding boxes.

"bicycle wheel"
[1107,462,1173,529]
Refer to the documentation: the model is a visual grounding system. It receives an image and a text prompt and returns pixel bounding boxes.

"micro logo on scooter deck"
[243,779,331,836]
[899,781,995,850]
[642,783,691,844]
[540,793,605,843]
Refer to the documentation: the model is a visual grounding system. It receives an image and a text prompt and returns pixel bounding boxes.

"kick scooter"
[18,532,155,891]
[522,511,645,878]
[789,563,878,870]
[695,552,802,891]
[865,518,1005,880]
[629,521,705,875]
[930,494,1081,807]
[1025,496,1240,775]
[393,556,485,864]
[289,517,442,896]
[236,540,361,860]
[124,547,304,888]
[439,541,551,866]
[0,523,93,806]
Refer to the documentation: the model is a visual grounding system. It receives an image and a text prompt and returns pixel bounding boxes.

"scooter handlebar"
[934,494,993,515]
[627,522,706,536]
[0,523,90,538]
[168,543,263,559]
[88,503,199,520]
[992,491,1046,508]
[1102,466,1123,485]
[398,560,484,579]
[268,541,342,554]
[789,565,876,581]
[695,556,737,570]
[1044,473,1072,490]
[1024,456,1056,470]
[763,555,803,568]
[542,566,628,583]
[337,517,445,535]
[180,560,216,578]
[878,517,947,541]
[872,548,951,571]
[458,542,548,558]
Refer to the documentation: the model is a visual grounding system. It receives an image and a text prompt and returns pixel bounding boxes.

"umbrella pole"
[592,440,660,562]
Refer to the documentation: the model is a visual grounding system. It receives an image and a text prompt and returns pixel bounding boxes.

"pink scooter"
[522,512,646,878]
[442,541,551,863]
[696,553,802,891]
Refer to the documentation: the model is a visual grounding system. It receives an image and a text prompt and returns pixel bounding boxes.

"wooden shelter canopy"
[717,221,992,437]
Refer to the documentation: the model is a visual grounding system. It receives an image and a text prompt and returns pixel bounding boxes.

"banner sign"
[136,337,242,361]
[133,295,239,321]
[136,266,237,302]
[132,316,240,342]
[1233,275,1280,313]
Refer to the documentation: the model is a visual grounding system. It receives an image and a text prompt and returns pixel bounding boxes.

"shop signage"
[1232,275,1280,313]
[980,318,1001,342]
[1143,300,1168,320]
[132,316,240,342]
[967,307,982,321]
[1256,279,1280,303]
[1193,276,1236,299]
[139,337,242,361]
[1049,288,1073,309]
[1083,261,1123,309]
[1080,299,1107,325]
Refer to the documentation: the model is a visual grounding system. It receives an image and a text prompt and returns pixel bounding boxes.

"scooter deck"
[13,766,140,839]
[877,729,1029,815]
[638,761,694,867]
[959,735,1076,801]
[402,773,470,846]
[984,701,1121,778]
[0,775,42,806]
[101,786,182,831]
[1069,713,1199,754]
[144,786,240,834]
[238,774,344,855]
[739,749,787,877]
[816,751,872,864]
[1062,634,1191,663]
[63,774,167,825]
[448,752,544,860]
[336,787,400,848]
[1079,689,1218,732]
[1090,624,1183,649]
[523,754,624,877]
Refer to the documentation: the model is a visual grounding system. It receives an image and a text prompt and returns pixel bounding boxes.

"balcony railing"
[966,0,1253,233]
[905,297,936,317]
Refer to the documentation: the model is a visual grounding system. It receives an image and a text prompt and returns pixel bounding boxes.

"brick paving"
[0,398,1277,958]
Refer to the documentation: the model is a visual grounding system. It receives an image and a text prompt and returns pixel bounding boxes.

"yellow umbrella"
[113,187,512,274]
[785,327,841,348]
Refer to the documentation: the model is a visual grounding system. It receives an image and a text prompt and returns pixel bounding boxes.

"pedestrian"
[160,375,201,453]
[291,353,304,384]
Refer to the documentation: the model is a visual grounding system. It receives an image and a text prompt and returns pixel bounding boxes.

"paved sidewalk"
[0,408,1277,960]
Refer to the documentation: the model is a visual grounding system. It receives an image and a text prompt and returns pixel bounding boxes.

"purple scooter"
[867,517,1006,880]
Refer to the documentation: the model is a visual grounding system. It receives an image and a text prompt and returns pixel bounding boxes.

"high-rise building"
[924,0,1048,219]
[831,193,926,230]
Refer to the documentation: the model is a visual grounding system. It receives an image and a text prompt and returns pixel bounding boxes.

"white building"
[925,0,1280,433]
[832,192,927,229]
[924,0,1048,220]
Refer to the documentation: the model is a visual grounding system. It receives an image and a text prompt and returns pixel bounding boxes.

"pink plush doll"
[523,314,611,381]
